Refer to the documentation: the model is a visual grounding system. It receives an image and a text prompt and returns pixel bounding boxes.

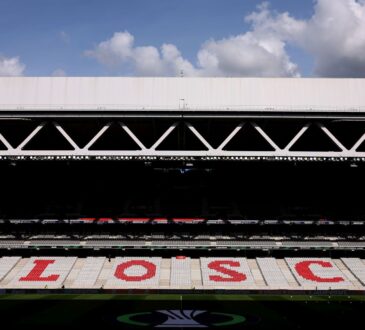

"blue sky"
[0,0,364,77]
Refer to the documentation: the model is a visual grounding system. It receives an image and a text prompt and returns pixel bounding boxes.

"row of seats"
[70,257,106,288]
[0,257,21,281]
[341,258,365,285]
[78,218,205,224]
[0,257,365,289]
[29,240,79,246]
[8,218,362,225]
[170,257,192,287]
[256,258,289,287]
[0,240,345,248]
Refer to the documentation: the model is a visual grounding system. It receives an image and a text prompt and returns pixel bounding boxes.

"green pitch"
[0,293,364,328]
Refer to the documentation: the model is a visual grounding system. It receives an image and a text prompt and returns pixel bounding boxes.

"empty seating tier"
[1,256,365,290]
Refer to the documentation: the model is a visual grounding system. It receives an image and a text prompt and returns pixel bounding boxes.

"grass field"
[0,293,364,328]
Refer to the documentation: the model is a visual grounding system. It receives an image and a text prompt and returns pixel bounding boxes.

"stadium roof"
[0,77,364,113]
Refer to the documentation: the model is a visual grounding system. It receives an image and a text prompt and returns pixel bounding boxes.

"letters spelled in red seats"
[208,260,247,282]
[294,260,344,283]
[114,260,156,282]
[20,259,60,282]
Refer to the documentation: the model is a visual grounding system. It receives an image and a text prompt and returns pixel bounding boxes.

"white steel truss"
[0,118,365,160]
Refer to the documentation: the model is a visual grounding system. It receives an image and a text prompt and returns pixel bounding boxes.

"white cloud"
[52,68,67,77]
[0,55,25,76]
[196,33,299,77]
[85,0,365,77]
[85,32,197,76]
[85,26,298,77]
[247,0,365,77]
[85,31,134,67]
[302,0,365,77]
[86,29,298,77]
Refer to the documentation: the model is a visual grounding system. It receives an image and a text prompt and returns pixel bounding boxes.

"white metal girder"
[53,121,80,150]
[251,122,280,151]
[83,123,111,150]
[316,122,347,151]
[119,122,147,150]
[283,123,310,151]
[217,122,245,150]
[16,122,46,150]
[0,132,13,150]
[186,122,213,151]
[0,119,364,160]
[150,122,178,150]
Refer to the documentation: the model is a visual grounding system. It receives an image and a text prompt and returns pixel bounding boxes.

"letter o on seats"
[114,260,156,282]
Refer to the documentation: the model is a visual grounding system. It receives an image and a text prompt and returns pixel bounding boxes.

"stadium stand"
[341,258,365,285]
[0,257,21,281]
[170,256,192,288]
[0,257,365,290]
[1,77,365,297]
[2,237,362,250]
[69,257,106,289]
[256,258,289,289]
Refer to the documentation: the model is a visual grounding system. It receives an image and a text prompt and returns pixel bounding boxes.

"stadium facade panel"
[0,77,365,161]
[1,77,364,112]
